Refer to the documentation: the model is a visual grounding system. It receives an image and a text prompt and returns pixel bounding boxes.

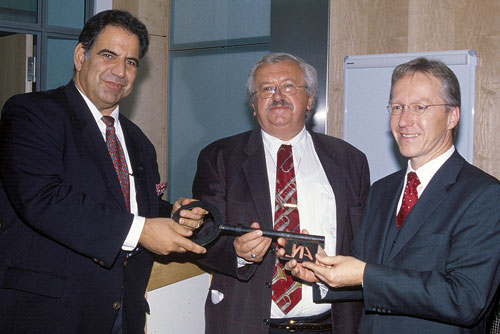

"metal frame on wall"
[0,0,94,91]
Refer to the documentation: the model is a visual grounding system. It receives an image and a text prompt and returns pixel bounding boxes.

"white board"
[342,50,477,183]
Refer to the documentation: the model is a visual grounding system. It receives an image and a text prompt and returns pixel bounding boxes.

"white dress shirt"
[262,127,336,318]
[77,88,145,251]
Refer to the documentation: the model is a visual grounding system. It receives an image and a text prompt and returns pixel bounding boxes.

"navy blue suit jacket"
[317,151,500,333]
[0,82,170,333]
[192,129,370,334]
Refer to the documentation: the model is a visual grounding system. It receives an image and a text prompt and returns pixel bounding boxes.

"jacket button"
[263,319,270,325]
[266,282,272,288]
[99,261,105,267]
[123,260,128,267]
[113,301,121,310]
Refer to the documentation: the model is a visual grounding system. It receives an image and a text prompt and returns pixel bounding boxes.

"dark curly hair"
[78,9,149,59]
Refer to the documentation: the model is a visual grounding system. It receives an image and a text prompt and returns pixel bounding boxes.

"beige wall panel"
[366,0,409,54]
[328,0,408,137]
[0,34,33,110]
[408,0,456,52]
[328,0,369,136]
[453,1,500,177]
[147,260,204,291]
[119,35,168,181]
[114,0,169,36]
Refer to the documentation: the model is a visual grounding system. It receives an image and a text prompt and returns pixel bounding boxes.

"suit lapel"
[64,82,128,211]
[242,130,274,230]
[379,175,405,264]
[121,117,149,216]
[387,152,464,264]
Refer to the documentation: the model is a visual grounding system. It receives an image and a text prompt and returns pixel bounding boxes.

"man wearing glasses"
[192,53,370,333]
[284,57,500,333]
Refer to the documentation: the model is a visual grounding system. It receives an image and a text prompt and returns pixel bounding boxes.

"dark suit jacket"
[317,151,500,333]
[192,129,370,334]
[0,82,170,333]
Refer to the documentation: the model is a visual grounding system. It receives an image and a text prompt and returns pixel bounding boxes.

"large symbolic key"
[172,201,325,262]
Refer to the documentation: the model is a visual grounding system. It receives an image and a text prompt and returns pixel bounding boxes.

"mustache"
[266,100,294,113]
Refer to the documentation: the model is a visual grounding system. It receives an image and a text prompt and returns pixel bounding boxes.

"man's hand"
[139,217,206,255]
[234,222,272,262]
[276,229,324,283]
[171,197,208,230]
[300,255,366,288]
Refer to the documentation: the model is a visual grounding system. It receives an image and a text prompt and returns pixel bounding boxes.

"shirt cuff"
[317,282,329,299]
[237,256,253,268]
[122,215,146,251]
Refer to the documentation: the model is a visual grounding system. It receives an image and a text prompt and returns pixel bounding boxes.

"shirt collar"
[261,127,307,155]
[406,145,455,191]
[75,85,120,123]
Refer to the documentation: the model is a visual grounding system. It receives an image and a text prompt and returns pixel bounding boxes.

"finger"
[236,229,263,244]
[301,228,310,235]
[172,200,183,213]
[180,207,208,219]
[277,237,286,247]
[309,265,333,284]
[284,259,297,271]
[234,233,265,254]
[316,255,343,266]
[178,217,202,230]
[276,246,286,257]
[249,222,261,229]
[252,237,272,256]
[169,219,195,236]
[317,245,327,257]
[176,237,206,254]
[301,261,322,273]
[180,197,193,205]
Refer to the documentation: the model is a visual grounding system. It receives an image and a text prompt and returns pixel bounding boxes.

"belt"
[270,312,332,332]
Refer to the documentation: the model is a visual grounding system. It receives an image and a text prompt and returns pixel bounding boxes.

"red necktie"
[102,116,130,212]
[396,171,420,229]
[272,144,301,314]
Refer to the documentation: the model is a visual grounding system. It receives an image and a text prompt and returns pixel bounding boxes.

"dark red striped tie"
[272,144,301,314]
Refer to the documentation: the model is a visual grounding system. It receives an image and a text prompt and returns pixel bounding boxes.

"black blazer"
[317,151,500,333]
[0,82,170,333]
[192,129,370,334]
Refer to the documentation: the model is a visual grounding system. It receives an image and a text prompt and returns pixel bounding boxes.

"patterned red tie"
[102,116,130,212]
[272,144,301,314]
[396,171,420,229]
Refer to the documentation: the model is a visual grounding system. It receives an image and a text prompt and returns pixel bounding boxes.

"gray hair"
[390,57,461,110]
[246,52,318,106]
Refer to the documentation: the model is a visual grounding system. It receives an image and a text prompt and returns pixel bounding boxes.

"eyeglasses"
[253,83,307,99]
[387,103,451,116]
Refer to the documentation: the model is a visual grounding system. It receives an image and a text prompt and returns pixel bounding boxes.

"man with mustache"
[0,10,206,333]
[192,53,370,334]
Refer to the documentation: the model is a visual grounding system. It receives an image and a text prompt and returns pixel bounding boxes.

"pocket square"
[156,181,168,196]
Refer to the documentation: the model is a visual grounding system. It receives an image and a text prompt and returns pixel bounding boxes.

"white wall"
[147,273,210,334]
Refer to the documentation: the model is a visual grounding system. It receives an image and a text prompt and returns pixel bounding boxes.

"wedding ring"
[250,252,257,259]
[196,222,201,229]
